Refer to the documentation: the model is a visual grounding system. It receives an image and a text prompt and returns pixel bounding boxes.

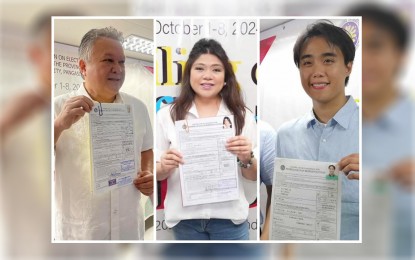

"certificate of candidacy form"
[89,103,137,193]
[270,158,342,240]
[175,115,239,206]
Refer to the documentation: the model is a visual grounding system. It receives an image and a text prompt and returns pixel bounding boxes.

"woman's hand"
[157,149,184,180]
[225,136,253,163]
[226,135,257,181]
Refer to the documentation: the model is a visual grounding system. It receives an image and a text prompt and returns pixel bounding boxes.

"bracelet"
[237,151,254,168]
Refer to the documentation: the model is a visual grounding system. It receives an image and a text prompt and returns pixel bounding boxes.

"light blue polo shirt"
[259,121,276,225]
[363,94,413,256]
[276,96,359,240]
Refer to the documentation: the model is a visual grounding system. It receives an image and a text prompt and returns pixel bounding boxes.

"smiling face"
[223,117,232,128]
[80,37,125,102]
[329,165,335,175]
[299,36,352,107]
[190,53,225,102]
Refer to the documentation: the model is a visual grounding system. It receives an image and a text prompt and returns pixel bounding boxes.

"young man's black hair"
[293,21,356,86]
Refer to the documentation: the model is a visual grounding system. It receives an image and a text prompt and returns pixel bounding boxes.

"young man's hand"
[339,153,359,180]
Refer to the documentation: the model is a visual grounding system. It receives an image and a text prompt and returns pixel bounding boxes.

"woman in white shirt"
[156,38,257,240]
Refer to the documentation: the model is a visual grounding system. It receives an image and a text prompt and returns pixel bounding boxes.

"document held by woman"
[175,115,239,207]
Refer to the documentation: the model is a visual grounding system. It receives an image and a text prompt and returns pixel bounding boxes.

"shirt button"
[322,139,327,142]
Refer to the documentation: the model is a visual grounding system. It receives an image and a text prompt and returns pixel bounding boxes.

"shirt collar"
[76,83,123,104]
[306,96,358,130]
[305,110,317,128]
[188,98,231,118]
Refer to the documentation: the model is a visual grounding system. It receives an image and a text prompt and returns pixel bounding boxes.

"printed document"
[175,115,239,206]
[89,103,137,193]
[270,158,342,240]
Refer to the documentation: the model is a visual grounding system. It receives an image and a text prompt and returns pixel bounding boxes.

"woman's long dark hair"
[170,38,246,135]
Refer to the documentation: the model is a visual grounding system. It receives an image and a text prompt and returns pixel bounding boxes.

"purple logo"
[342,20,359,47]
[109,179,116,186]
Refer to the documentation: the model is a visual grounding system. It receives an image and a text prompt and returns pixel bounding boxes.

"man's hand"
[339,153,359,180]
[389,159,414,191]
[54,95,93,145]
[134,170,153,196]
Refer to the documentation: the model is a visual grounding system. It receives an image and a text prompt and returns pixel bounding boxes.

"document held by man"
[175,115,239,206]
[89,103,137,193]
[270,158,342,240]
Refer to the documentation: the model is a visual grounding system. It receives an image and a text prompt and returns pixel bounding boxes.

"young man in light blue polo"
[264,21,360,240]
